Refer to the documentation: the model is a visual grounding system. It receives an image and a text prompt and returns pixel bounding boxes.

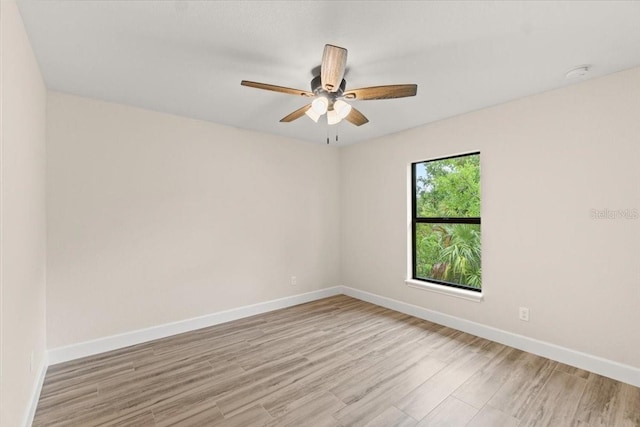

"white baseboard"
[46,284,640,389]
[341,286,640,388]
[48,286,342,365]
[23,352,48,427]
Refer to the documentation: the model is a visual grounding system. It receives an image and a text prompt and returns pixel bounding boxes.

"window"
[411,152,481,292]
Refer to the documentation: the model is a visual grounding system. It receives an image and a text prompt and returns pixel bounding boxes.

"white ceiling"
[17,0,640,145]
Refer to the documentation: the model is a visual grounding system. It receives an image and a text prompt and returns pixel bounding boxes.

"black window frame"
[411,152,481,292]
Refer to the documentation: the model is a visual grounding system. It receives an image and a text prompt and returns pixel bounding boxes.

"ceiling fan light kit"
[241,44,418,136]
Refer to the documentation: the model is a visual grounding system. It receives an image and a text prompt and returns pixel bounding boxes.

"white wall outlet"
[519,307,530,322]
[290,276,297,286]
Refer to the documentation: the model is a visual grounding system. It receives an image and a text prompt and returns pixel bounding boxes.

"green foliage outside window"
[414,154,481,289]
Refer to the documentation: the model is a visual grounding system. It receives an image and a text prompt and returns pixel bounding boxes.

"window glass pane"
[415,223,481,289]
[415,154,480,218]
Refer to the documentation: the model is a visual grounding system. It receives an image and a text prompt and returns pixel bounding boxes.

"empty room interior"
[2,1,640,426]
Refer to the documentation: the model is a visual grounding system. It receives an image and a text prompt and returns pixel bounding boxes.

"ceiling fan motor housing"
[311,75,346,100]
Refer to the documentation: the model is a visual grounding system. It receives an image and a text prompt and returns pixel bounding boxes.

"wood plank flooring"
[33,295,640,426]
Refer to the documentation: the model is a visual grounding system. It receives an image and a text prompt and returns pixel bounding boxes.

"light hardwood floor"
[33,295,640,426]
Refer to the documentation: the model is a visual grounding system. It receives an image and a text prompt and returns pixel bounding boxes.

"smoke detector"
[565,65,591,79]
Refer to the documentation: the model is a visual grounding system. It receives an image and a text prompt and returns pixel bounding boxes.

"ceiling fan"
[241,44,417,127]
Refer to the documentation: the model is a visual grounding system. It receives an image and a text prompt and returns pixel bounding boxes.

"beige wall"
[46,92,341,348]
[340,67,640,368]
[0,1,48,426]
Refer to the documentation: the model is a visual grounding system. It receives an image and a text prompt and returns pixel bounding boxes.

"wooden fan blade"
[321,45,347,93]
[344,107,369,126]
[343,84,417,100]
[241,80,314,97]
[280,104,312,122]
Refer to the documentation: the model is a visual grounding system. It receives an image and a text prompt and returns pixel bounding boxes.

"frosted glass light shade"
[305,108,321,122]
[327,109,341,125]
[334,99,352,119]
[311,97,329,115]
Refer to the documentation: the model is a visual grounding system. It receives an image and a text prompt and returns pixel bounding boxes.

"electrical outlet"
[519,307,530,322]
[291,276,297,286]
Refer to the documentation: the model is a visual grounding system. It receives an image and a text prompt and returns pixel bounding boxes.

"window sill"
[405,279,483,302]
